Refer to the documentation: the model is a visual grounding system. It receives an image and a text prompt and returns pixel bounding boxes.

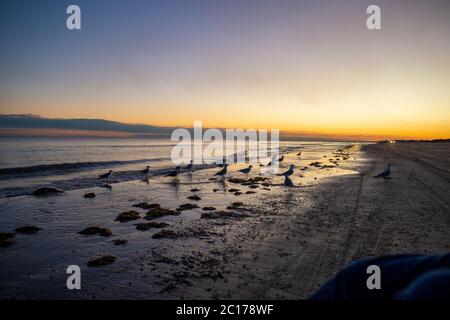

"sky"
[0,0,449,140]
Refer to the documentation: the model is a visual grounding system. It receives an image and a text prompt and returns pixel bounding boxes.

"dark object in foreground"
[32,187,64,196]
[0,232,15,247]
[87,255,116,267]
[15,226,41,234]
[309,253,450,300]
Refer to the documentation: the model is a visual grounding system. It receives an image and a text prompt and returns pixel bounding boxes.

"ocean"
[0,137,355,198]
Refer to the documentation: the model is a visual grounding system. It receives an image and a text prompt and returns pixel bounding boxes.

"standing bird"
[165,166,181,177]
[374,163,392,178]
[239,165,252,175]
[217,157,227,167]
[99,170,113,179]
[284,175,294,187]
[297,151,302,157]
[278,164,295,177]
[267,155,284,166]
[215,164,228,176]
[185,160,193,171]
[141,165,150,174]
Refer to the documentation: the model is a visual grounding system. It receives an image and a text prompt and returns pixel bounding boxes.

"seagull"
[278,164,295,177]
[284,175,294,187]
[99,170,113,179]
[215,164,228,176]
[374,163,392,178]
[266,155,284,166]
[185,160,193,171]
[217,157,227,167]
[141,165,150,174]
[266,155,276,166]
[165,166,181,177]
[239,165,252,175]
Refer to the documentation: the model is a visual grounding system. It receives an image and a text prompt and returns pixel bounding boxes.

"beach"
[181,142,450,299]
[0,141,449,299]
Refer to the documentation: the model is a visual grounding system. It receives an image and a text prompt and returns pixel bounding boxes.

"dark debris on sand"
[79,226,112,237]
[187,195,202,201]
[87,255,116,267]
[309,161,322,168]
[226,202,245,210]
[83,192,96,198]
[112,239,128,245]
[135,222,169,231]
[202,207,216,211]
[201,210,249,220]
[133,202,161,210]
[177,203,199,211]
[15,226,41,234]
[152,229,177,239]
[228,177,268,185]
[115,210,141,222]
[145,207,180,220]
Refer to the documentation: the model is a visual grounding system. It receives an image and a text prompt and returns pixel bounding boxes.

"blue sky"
[1,0,449,139]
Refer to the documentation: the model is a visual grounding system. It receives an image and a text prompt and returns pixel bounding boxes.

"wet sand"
[171,142,450,299]
[0,142,449,299]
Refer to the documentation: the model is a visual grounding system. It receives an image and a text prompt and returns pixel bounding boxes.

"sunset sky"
[0,0,449,140]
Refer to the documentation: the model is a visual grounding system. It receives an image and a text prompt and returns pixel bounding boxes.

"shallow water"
[0,138,361,197]
[0,138,363,298]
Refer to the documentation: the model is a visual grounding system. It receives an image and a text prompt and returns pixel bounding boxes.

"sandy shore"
[1,142,449,299]
[171,142,450,299]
